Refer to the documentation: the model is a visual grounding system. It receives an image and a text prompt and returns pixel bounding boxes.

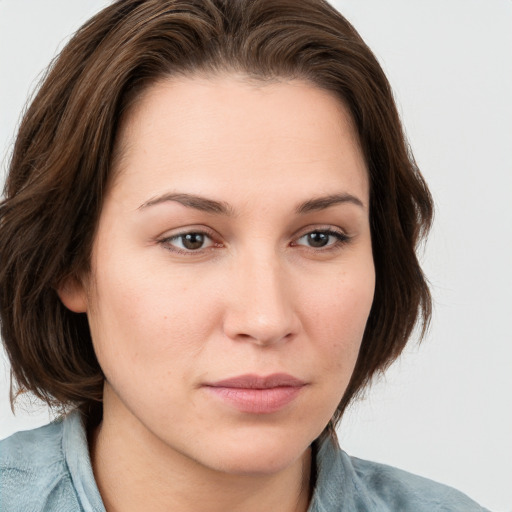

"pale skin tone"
[60,74,375,512]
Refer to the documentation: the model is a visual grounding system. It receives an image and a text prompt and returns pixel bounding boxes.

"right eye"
[160,231,215,253]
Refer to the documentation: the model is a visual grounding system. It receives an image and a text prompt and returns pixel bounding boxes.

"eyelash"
[292,229,350,250]
[158,229,219,255]
[158,227,350,255]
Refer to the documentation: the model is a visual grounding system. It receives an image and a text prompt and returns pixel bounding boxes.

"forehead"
[110,74,369,206]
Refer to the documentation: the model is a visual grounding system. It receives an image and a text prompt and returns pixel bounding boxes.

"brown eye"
[306,232,330,248]
[164,232,214,252]
[181,233,205,250]
[295,230,349,249]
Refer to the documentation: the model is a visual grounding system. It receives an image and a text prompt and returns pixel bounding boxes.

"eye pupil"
[182,233,204,250]
[308,232,329,247]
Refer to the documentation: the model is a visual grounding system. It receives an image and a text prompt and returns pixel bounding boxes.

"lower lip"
[204,386,303,414]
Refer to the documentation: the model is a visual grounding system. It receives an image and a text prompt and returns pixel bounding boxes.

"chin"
[190,425,316,476]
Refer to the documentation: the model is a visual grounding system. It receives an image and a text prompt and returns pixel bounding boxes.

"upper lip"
[205,373,306,389]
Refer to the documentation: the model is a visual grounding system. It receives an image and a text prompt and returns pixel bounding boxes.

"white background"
[1,1,510,511]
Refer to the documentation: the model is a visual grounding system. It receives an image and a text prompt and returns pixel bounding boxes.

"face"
[62,74,375,475]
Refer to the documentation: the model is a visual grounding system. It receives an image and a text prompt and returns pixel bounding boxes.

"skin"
[60,74,375,512]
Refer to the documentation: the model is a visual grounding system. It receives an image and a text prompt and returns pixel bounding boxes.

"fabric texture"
[1,411,490,511]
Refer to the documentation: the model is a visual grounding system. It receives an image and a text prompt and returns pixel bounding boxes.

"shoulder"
[0,417,82,511]
[311,435,490,512]
[350,456,488,512]
[1,417,65,468]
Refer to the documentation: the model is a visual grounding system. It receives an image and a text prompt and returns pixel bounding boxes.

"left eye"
[295,230,347,248]
[165,232,214,251]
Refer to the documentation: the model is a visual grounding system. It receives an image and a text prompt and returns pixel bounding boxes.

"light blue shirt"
[0,411,489,511]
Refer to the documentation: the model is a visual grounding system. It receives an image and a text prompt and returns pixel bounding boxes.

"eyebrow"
[138,193,234,215]
[138,191,365,215]
[295,193,365,214]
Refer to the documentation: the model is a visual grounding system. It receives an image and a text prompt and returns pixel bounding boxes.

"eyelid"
[292,224,349,240]
[291,226,351,249]
[157,226,222,254]
[156,224,351,255]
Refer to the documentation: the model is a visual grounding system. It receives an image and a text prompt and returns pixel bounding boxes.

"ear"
[57,275,88,313]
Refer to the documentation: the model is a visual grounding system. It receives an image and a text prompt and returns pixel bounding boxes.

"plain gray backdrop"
[1,1,511,510]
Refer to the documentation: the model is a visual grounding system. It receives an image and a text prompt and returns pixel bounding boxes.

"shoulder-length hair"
[0,0,432,427]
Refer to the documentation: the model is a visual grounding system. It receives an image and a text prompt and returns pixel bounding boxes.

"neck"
[88,400,312,512]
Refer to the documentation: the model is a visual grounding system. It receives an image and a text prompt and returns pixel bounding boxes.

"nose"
[222,253,300,347]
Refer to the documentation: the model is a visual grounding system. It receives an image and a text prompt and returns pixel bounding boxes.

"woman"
[0,0,489,510]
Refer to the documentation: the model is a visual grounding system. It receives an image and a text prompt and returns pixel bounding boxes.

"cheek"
[278,263,375,434]
[86,258,223,383]
[302,264,375,374]
[307,263,374,328]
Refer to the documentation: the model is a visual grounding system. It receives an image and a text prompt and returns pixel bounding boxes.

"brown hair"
[0,0,433,427]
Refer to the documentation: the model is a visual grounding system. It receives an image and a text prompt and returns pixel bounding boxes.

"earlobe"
[57,276,88,313]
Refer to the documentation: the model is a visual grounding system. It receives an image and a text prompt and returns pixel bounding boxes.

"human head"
[0,0,432,428]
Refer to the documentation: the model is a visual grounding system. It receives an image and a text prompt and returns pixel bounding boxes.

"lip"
[203,373,306,414]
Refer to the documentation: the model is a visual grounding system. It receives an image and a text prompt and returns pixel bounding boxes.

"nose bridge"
[223,247,298,345]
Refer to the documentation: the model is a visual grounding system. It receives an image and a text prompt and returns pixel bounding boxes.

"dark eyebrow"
[138,193,233,215]
[138,191,365,216]
[295,193,365,214]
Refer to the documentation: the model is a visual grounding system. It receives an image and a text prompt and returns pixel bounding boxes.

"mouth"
[202,373,307,414]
